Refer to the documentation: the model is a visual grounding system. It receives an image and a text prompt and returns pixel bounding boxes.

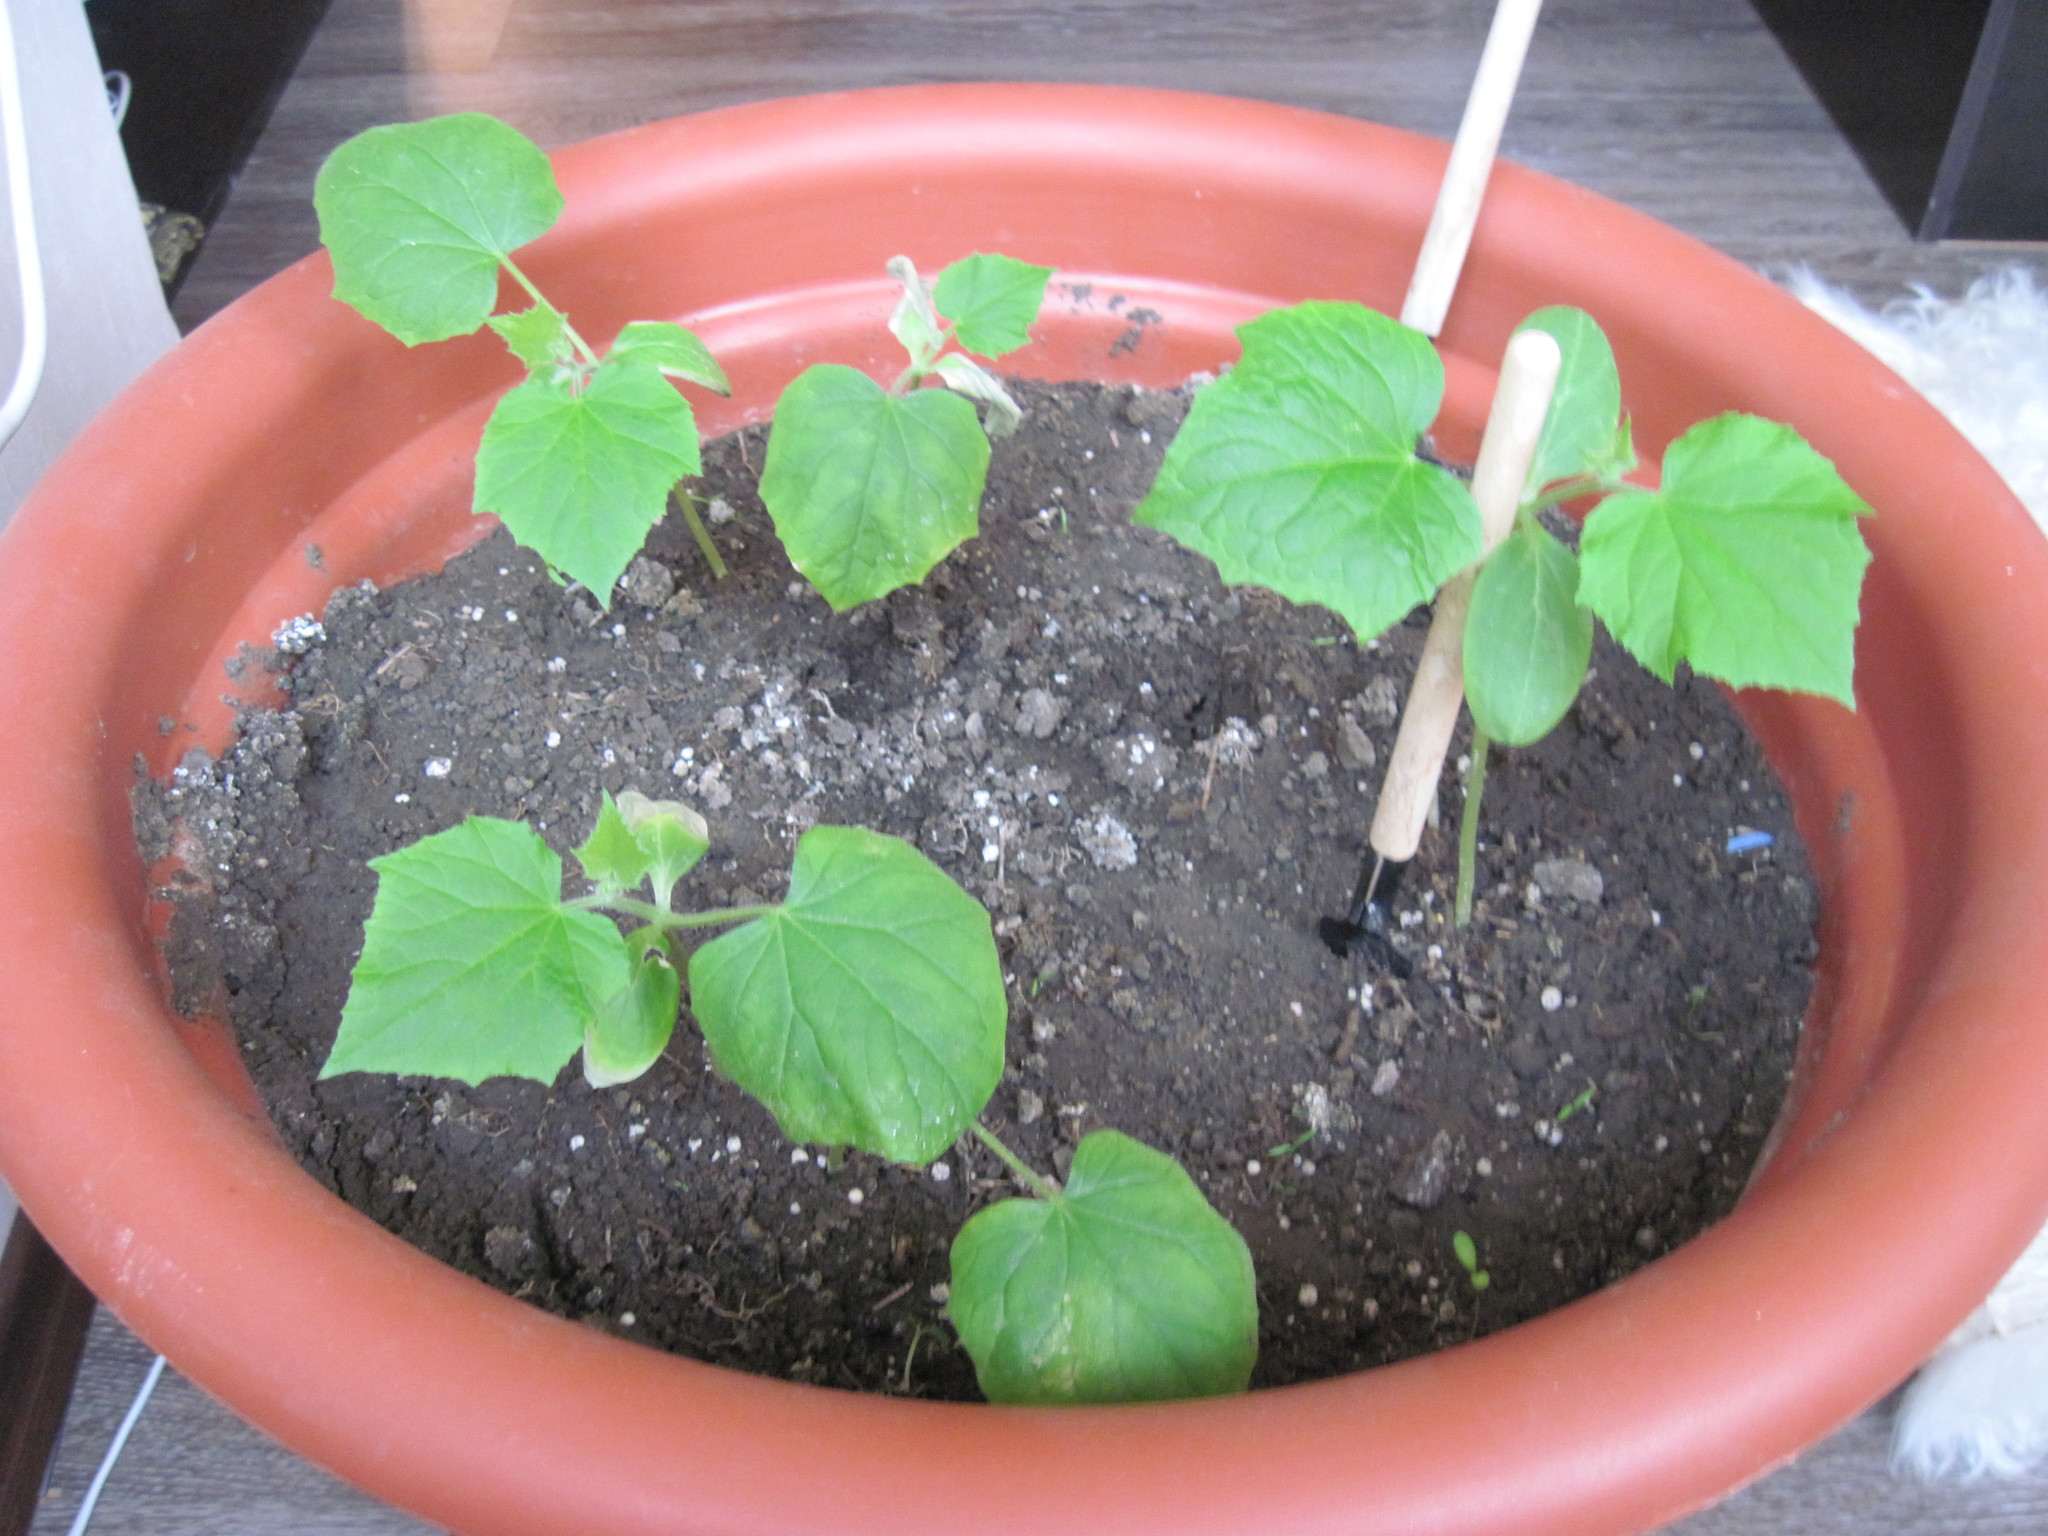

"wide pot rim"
[3,82,2047,1536]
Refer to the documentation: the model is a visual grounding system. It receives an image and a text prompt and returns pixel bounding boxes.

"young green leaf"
[1134,302,1481,643]
[314,113,564,346]
[1453,1230,1478,1269]
[931,354,1024,437]
[474,352,702,600]
[1516,307,1632,494]
[934,253,1053,359]
[948,1130,1258,1405]
[609,321,730,395]
[1464,521,1594,746]
[886,257,948,370]
[488,304,576,371]
[758,365,989,611]
[1578,413,1872,705]
[323,817,628,1085]
[583,931,680,1089]
[687,826,1005,1164]
[574,791,652,896]
[613,789,709,897]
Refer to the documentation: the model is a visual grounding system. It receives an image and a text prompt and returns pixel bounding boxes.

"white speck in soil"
[930,1162,952,1183]
[1371,1060,1401,1097]
[1540,986,1564,1012]
[1246,1159,1263,1177]
[423,757,452,778]
[1299,1283,1319,1308]
[1476,1157,1494,1177]
[847,1188,864,1207]
[724,1135,742,1154]
[569,1134,585,1151]
[790,1147,810,1165]
[393,793,410,804]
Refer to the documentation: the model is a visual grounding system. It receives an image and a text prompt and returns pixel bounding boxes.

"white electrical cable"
[64,1353,168,1536]
[0,0,48,453]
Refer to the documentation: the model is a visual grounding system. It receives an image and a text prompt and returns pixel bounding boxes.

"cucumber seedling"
[317,115,1053,621]
[1135,301,1872,939]
[321,789,1257,1408]
[759,252,1052,610]
[315,114,733,601]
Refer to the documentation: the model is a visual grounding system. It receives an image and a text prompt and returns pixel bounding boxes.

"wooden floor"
[35,0,2048,1531]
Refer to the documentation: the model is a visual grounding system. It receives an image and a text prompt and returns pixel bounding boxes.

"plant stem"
[1455,723,1491,927]
[500,258,601,367]
[678,493,728,580]
[574,894,775,930]
[972,1121,1062,1201]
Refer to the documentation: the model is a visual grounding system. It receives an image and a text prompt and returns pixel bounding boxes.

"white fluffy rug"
[1790,266,2048,534]
[1790,264,2048,1481]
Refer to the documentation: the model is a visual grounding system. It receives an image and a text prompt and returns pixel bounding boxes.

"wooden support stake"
[1367,327,1561,864]
[1399,0,1547,339]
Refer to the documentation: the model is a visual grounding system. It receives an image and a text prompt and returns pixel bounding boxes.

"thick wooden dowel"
[1399,0,1546,339]
[1367,327,1561,863]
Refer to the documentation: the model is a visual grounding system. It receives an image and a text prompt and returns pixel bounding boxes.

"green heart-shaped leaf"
[949,1130,1258,1405]
[609,321,730,395]
[687,826,1005,1163]
[1516,306,1634,494]
[315,113,563,346]
[574,791,652,896]
[323,817,628,1085]
[758,365,989,611]
[935,253,1053,358]
[474,352,702,600]
[583,931,680,1089]
[1578,413,1871,705]
[489,303,575,371]
[614,790,710,898]
[1464,521,1594,746]
[1135,302,1480,643]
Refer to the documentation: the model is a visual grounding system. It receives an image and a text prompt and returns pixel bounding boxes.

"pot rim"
[3,82,2047,1536]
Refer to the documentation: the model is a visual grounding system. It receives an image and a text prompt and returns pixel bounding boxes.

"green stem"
[573,894,775,930]
[972,1121,1062,1201]
[500,258,601,367]
[678,493,728,580]
[1455,723,1491,927]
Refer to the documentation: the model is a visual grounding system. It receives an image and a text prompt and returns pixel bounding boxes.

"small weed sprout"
[1453,1229,1492,1291]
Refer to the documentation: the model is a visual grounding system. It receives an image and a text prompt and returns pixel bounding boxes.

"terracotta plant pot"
[2,84,2046,1536]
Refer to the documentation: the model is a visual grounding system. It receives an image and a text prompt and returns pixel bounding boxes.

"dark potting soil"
[136,380,1816,1401]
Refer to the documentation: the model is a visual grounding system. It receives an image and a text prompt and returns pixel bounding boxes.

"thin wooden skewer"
[1322,0,1549,960]
[1368,327,1560,864]
[1324,329,1559,961]
[1400,0,1547,340]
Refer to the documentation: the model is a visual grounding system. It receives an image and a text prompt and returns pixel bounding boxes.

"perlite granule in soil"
[137,380,1816,1400]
